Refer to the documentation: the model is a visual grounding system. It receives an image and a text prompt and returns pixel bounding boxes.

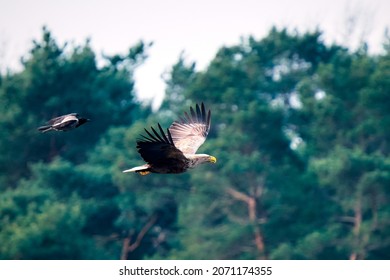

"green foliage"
[159,27,390,260]
[0,183,103,259]
[1,26,389,260]
[0,27,148,187]
[0,27,150,259]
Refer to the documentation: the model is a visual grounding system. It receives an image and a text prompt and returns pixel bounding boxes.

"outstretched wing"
[47,113,79,125]
[51,114,79,130]
[168,103,211,154]
[137,123,187,166]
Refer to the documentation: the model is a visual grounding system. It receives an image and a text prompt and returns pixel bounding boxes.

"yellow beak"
[209,156,217,163]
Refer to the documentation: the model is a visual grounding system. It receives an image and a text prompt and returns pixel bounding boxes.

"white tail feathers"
[122,165,149,173]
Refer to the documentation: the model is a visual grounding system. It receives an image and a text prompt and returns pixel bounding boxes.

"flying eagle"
[123,103,216,175]
[38,113,90,132]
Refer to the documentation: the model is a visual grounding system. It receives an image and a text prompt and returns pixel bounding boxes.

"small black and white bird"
[37,113,90,133]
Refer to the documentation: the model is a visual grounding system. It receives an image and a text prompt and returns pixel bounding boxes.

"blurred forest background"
[1,26,390,260]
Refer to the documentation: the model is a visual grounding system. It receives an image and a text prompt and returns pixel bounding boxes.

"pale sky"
[1,0,389,108]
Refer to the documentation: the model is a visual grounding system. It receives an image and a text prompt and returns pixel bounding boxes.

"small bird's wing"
[51,114,79,130]
[168,103,211,154]
[137,123,187,166]
[47,113,79,125]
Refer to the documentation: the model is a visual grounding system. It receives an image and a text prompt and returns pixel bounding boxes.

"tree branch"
[121,214,158,260]
[226,186,266,258]
[226,187,251,204]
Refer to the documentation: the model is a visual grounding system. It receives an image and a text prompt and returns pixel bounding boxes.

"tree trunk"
[350,196,362,260]
[226,187,266,259]
[120,215,157,260]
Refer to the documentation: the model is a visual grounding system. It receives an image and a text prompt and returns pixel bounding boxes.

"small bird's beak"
[209,156,217,164]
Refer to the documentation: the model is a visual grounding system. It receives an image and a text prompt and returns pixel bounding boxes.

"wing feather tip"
[157,123,170,143]
[151,125,164,142]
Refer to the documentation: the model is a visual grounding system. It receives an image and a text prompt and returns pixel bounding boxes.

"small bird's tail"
[123,165,151,175]
[37,125,53,133]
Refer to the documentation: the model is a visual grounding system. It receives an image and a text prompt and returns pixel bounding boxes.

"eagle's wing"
[168,103,211,154]
[137,123,187,166]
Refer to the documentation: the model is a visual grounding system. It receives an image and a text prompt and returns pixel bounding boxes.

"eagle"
[38,113,90,132]
[123,103,216,175]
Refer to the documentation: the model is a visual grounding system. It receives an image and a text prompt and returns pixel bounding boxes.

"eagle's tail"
[37,125,53,133]
[122,165,151,175]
